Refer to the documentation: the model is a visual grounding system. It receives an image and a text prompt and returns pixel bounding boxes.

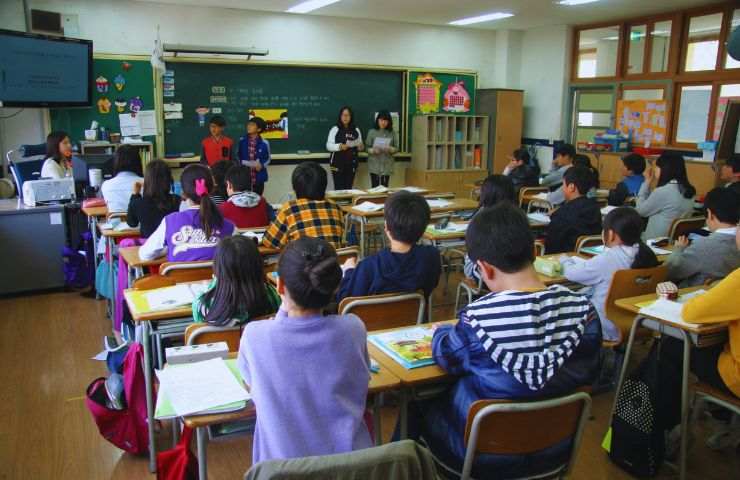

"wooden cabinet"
[686,161,718,197]
[476,89,523,174]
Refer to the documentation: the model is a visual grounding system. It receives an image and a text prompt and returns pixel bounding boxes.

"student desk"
[99,225,140,321]
[612,287,727,480]
[81,205,108,271]
[367,320,457,439]
[535,253,584,286]
[343,198,478,258]
[422,222,469,250]
[179,352,402,479]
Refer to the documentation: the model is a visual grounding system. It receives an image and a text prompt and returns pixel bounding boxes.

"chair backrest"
[159,261,214,283]
[107,212,127,222]
[132,274,175,290]
[668,216,706,242]
[461,392,591,480]
[353,194,387,206]
[184,323,242,352]
[527,198,553,214]
[575,235,603,254]
[338,292,426,331]
[604,265,668,340]
[519,186,549,207]
[336,246,360,265]
[533,240,545,257]
[424,192,455,199]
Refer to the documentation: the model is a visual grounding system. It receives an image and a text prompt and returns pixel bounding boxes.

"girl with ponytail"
[236,236,373,463]
[559,207,659,341]
[139,164,235,261]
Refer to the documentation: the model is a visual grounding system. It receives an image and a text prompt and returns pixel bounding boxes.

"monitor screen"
[0,29,93,107]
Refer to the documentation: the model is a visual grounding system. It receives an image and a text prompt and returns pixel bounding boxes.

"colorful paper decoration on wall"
[195,106,210,126]
[250,109,289,139]
[114,98,127,113]
[616,100,668,146]
[415,73,442,114]
[443,80,471,113]
[97,97,111,114]
[114,74,126,92]
[95,76,109,93]
[122,61,132,71]
[128,96,144,115]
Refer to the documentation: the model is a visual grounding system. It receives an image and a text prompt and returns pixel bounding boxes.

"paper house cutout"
[415,73,442,114]
[443,80,471,113]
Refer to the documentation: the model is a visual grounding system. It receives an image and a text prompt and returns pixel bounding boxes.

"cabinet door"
[598,154,625,189]
[493,91,523,174]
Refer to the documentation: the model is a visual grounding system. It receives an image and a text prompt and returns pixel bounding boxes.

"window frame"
[679,7,726,75]
[623,13,680,80]
[670,80,740,147]
[572,22,625,82]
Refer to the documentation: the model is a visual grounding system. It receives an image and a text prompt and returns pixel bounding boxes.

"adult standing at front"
[365,110,398,188]
[326,106,363,190]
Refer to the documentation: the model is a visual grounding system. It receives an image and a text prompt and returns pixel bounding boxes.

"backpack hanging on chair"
[156,425,199,480]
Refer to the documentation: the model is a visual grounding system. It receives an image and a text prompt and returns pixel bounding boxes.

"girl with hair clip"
[559,207,659,341]
[636,151,696,240]
[237,236,372,463]
[139,164,235,261]
[192,236,280,326]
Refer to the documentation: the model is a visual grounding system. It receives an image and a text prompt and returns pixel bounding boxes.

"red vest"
[201,136,234,166]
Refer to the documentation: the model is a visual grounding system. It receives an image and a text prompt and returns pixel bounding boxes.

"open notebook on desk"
[128,281,210,313]
[637,290,709,328]
[368,326,435,369]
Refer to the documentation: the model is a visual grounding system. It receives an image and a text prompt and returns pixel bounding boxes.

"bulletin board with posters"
[616,99,668,146]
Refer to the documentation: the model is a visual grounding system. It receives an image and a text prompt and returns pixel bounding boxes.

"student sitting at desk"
[463,174,515,282]
[721,153,740,196]
[101,145,144,212]
[658,230,740,451]
[560,207,659,342]
[403,203,602,478]
[502,147,539,194]
[41,130,73,179]
[547,154,599,206]
[540,143,575,189]
[209,160,230,206]
[544,166,602,254]
[193,236,279,326]
[337,191,441,301]
[608,153,646,206]
[139,164,235,261]
[635,151,695,240]
[237,237,372,463]
[665,187,740,287]
[127,160,180,238]
[262,161,344,250]
[219,165,273,228]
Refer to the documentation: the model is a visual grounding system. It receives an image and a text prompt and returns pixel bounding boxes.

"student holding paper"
[365,110,398,188]
[327,106,363,190]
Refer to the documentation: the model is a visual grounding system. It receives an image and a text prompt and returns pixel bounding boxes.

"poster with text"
[249,108,288,139]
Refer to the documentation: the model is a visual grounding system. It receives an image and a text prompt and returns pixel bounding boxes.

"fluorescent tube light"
[558,0,601,5]
[449,12,514,26]
[287,0,341,14]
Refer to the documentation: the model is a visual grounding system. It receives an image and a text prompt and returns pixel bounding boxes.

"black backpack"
[608,340,681,477]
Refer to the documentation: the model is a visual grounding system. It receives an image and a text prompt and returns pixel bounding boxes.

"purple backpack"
[62,232,94,289]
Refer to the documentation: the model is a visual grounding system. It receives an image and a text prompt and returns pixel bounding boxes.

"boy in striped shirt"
[405,203,602,478]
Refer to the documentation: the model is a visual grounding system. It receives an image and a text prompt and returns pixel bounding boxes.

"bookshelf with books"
[406,115,489,197]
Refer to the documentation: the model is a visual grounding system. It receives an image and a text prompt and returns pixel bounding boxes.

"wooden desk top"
[614,286,727,335]
[423,222,469,241]
[535,253,585,286]
[367,320,455,387]
[82,205,108,217]
[124,289,192,322]
[99,227,140,238]
[343,197,478,218]
[119,246,165,268]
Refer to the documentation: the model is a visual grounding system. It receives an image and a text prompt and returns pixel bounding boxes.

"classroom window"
[572,89,614,144]
[712,83,740,140]
[650,20,673,73]
[627,24,647,75]
[676,85,712,143]
[684,13,723,72]
[725,9,740,69]
[622,88,665,101]
[577,26,620,78]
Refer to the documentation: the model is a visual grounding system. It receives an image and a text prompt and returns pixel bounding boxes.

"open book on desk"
[368,326,435,369]
[637,291,708,328]
[354,201,384,213]
[128,281,210,313]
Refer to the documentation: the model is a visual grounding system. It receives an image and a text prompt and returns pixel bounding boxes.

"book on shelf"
[368,326,435,369]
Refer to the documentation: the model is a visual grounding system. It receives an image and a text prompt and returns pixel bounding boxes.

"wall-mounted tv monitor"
[0,29,93,107]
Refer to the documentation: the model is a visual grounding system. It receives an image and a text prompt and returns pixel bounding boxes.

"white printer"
[22,177,76,207]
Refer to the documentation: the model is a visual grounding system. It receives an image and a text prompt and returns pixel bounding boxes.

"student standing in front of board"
[403,203,601,478]
[139,164,235,261]
[237,236,372,462]
[100,145,144,212]
[365,110,398,188]
[200,115,235,166]
[327,106,363,190]
[238,116,270,195]
[41,130,73,179]
[635,151,695,240]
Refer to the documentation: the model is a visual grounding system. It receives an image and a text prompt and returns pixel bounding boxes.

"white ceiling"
[135,0,725,30]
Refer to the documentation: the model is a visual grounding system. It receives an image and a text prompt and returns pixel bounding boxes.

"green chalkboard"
[49,57,155,143]
[163,62,404,155]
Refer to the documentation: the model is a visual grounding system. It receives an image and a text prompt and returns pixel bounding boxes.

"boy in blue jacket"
[337,191,441,301]
[402,203,602,479]
[238,116,270,195]
[607,153,646,206]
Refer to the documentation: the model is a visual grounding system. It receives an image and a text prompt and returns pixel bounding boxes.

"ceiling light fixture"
[558,0,601,6]
[287,0,341,14]
[449,12,514,26]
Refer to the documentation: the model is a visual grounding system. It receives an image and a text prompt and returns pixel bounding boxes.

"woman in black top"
[326,106,364,190]
[127,160,180,238]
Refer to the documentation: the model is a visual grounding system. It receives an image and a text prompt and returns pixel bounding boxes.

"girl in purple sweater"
[237,237,372,463]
